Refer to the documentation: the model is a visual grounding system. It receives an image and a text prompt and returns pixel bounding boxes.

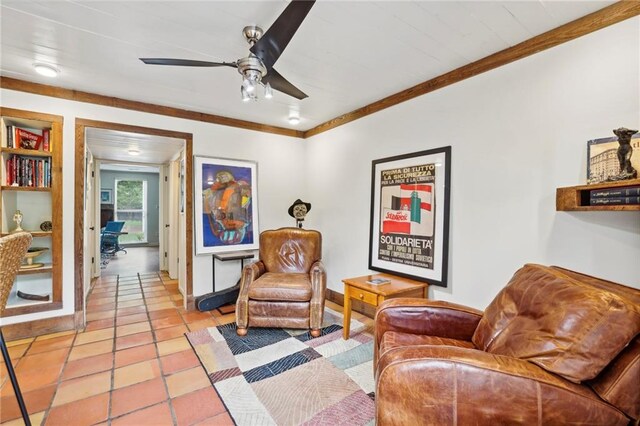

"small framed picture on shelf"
[100,189,112,204]
[587,131,640,184]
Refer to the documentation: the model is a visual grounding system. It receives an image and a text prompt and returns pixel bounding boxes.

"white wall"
[305,17,640,309]
[1,17,638,325]
[0,90,307,325]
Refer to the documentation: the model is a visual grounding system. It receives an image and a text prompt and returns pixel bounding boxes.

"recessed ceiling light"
[33,63,59,78]
[288,114,300,125]
[128,148,140,156]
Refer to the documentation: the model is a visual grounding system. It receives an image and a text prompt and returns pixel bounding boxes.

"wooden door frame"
[74,119,194,325]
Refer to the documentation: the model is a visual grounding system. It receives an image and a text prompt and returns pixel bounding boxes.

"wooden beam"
[0,77,304,139]
[304,1,640,138]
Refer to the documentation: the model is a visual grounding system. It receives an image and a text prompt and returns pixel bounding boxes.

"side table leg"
[343,285,352,340]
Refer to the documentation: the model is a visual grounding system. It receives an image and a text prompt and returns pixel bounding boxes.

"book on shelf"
[6,125,14,148]
[590,185,640,199]
[589,196,640,206]
[15,127,43,151]
[5,155,51,187]
[367,277,391,285]
[42,129,50,151]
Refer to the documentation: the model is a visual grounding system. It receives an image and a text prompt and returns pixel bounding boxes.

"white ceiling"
[86,127,184,164]
[1,1,615,131]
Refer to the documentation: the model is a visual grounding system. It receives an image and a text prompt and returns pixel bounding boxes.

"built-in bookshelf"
[0,107,63,317]
[556,178,640,211]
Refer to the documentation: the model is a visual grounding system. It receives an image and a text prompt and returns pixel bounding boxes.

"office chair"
[100,221,127,255]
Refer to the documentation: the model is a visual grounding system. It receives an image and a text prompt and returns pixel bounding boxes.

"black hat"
[288,199,312,218]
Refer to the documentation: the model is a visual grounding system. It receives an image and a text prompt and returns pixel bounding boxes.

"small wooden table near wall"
[341,273,428,340]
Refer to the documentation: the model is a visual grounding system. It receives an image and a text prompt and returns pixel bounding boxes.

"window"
[114,179,147,243]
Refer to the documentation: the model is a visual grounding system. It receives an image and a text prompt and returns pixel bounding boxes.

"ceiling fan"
[140,0,315,101]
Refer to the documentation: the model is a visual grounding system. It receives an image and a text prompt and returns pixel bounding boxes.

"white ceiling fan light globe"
[241,86,251,102]
[243,78,256,93]
[264,82,273,99]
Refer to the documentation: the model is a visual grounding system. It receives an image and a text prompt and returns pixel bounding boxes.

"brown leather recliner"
[235,227,326,337]
[374,264,640,425]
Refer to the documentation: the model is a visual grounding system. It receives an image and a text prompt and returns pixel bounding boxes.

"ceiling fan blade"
[140,58,237,68]
[262,68,308,100]
[250,0,315,70]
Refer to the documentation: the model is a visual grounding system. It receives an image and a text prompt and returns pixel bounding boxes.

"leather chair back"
[472,265,640,383]
[551,266,640,421]
[259,227,321,274]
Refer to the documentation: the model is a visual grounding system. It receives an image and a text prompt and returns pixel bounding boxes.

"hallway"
[0,271,235,425]
[101,246,160,276]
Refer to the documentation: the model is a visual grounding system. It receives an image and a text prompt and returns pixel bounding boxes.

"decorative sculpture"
[12,210,23,233]
[288,199,311,228]
[611,127,638,181]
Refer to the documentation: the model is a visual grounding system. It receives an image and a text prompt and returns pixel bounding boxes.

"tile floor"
[0,272,236,425]
[1,272,373,425]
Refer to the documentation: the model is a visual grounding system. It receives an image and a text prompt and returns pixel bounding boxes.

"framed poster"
[368,146,451,287]
[100,189,112,204]
[587,132,639,184]
[194,156,259,255]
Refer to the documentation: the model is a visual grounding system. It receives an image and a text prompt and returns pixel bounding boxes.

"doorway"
[99,163,161,276]
[74,119,194,327]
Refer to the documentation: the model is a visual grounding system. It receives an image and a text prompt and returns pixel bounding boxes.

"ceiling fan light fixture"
[242,77,256,93]
[33,63,59,77]
[264,82,273,99]
[241,86,250,102]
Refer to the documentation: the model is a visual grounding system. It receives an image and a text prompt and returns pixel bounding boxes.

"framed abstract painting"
[368,146,451,287]
[194,156,259,255]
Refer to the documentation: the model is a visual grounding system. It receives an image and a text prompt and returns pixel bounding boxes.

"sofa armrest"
[235,261,265,329]
[376,346,629,426]
[374,298,483,364]
[309,261,326,300]
[309,260,327,330]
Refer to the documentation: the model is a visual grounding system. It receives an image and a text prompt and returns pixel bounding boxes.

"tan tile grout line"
[38,312,81,425]
[92,271,172,424]
[139,271,180,426]
[103,273,120,426]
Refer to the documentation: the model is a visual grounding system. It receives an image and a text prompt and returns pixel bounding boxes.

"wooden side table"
[342,273,428,339]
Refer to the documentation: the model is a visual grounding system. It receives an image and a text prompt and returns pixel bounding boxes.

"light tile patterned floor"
[0,273,374,425]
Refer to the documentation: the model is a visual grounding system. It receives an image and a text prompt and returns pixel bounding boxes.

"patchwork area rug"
[186,308,375,426]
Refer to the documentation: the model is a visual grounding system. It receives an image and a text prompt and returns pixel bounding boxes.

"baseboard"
[2,314,76,340]
[326,288,376,319]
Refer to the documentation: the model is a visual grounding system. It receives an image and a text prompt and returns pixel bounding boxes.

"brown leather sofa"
[374,264,640,425]
[235,227,326,337]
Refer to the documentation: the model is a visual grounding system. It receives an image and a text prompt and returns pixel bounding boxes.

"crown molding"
[0,76,304,139]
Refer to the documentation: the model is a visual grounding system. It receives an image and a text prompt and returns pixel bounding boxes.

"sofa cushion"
[380,331,475,360]
[472,264,640,383]
[248,272,312,302]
